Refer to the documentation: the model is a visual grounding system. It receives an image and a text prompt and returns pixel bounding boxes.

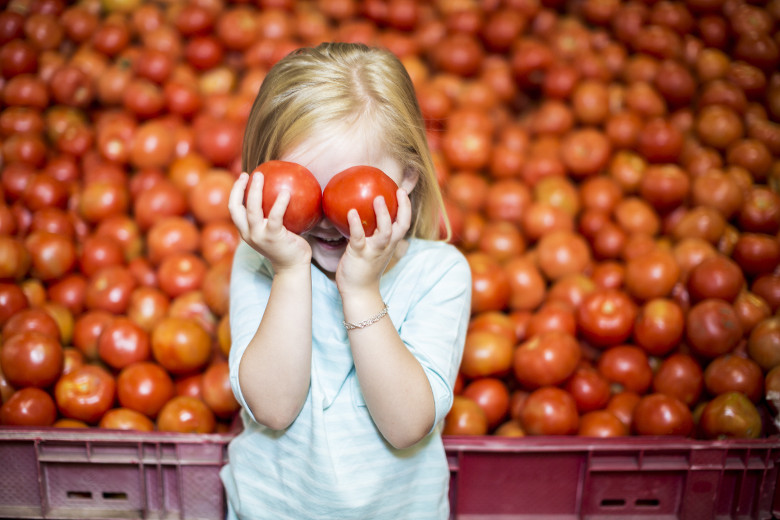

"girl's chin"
[310,236,347,274]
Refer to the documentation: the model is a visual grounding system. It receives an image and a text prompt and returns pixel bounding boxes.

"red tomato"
[578,410,629,437]
[151,317,211,375]
[652,353,704,407]
[99,407,155,431]
[577,289,637,348]
[699,392,762,439]
[703,355,763,403]
[462,377,510,429]
[460,330,514,379]
[520,387,579,436]
[156,395,216,433]
[200,360,240,419]
[632,393,694,436]
[0,331,63,389]
[606,391,641,430]
[513,330,581,389]
[322,165,399,236]
[0,387,57,426]
[247,160,323,234]
[443,395,488,435]
[565,363,612,413]
[54,364,116,424]
[597,345,653,394]
[117,361,175,418]
[97,317,151,370]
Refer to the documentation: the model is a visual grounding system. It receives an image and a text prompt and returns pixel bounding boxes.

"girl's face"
[280,124,416,274]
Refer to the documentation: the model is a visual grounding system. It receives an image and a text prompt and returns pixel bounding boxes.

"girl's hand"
[228,172,312,271]
[335,188,412,295]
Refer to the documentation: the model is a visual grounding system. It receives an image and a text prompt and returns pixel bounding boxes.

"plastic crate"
[0,428,232,520]
[445,436,780,520]
[1,428,779,520]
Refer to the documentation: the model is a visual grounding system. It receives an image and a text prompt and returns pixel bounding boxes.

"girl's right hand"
[228,171,312,271]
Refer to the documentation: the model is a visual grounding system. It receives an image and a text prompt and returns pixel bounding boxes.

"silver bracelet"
[343,303,389,331]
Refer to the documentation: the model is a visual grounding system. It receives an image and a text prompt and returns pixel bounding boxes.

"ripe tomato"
[685,299,743,359]
[55,364,116,424]
[322,165,399,236]
[520,387,579,436]
[577,289,637,348]
[0,331,63,389]
[460,330,514,379]
[462,377,510,429]
[247,160,323,235]
[565,363,612,413]
[652,353,704,407]
[632,393,693,436]
[747,317,780,372]
[2,307,60,341]
[99,407,155,431]
[513,330,581,389]
[73,310,114,361]
[156,395,216,433]
[200,360,240,419]
[151,317,211,375]
[578,410,629,437]
[699,392,762,439]
[597,345,653,394]
[117,361,175,419]
[0,387,57,426]
[467,252,511,313]
[633,298,685,356]
[703,355,763,403]
[97,317,151,370]
[443,395,488,435]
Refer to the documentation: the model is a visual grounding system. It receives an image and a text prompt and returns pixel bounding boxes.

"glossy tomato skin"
[578,410,629,437]
[520,387,579,435]
[99,407,155,431]
[0,331,63,389]
[462,377,510,429]
[443,395,488,435]
[322,165,399,236]
[699,392,762,439]
[200,360,240,419]
[156,395,216,433]
[248,160,323,234]
[0,387,57,426]
[632,393,694,436]
[116,361,175,418]
[54,364,116,424]
[513,330,581,389]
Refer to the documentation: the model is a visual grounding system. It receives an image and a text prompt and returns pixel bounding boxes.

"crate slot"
[66,491,92,500]
[635,498,660,507]
[600,498,625,507]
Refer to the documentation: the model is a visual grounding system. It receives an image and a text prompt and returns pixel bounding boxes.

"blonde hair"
[242,42,449,241]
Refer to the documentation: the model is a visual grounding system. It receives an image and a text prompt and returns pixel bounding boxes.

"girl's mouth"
[314,236,348,250]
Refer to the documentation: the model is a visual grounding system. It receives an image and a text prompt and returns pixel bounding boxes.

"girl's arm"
[337,191,451,449]
[228,172,313,430]
[343,294,435,449]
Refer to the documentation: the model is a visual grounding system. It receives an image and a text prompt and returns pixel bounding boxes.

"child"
[221,42,471,520]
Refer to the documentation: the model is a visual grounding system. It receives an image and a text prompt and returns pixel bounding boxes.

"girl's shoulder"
[390,238,470,282]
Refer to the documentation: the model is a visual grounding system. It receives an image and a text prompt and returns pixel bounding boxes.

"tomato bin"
[1,0,779,518]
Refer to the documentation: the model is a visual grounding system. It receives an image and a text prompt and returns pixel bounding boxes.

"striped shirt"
[220,238,471,520]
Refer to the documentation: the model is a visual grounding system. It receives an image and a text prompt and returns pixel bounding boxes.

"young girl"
[221,42,471,520]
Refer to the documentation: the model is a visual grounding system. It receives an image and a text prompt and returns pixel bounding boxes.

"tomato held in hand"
[322,165,399,236]
[247,160,322,234]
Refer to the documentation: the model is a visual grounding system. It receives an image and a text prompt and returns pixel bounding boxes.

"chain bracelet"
[343,303,389,331]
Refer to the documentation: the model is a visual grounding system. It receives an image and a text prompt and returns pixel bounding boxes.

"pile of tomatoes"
[0,0,778,440]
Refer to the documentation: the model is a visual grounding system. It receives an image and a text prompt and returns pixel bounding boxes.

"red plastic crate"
[0,428,232,520]
[1,428,779,519]
[445,436,780,520]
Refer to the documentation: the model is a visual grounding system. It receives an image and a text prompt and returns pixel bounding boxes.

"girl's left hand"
[335,188,412,296]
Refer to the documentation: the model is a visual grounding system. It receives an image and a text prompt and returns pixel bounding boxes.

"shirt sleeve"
[228,240,274,424]
[396,245,472,431]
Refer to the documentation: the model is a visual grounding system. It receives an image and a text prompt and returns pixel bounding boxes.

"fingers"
[245,171,264,225]
[228,173,250,237]
[347,208,366,247]
[266,189,290,233]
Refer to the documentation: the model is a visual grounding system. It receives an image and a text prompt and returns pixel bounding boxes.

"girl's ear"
[399,166,419,193]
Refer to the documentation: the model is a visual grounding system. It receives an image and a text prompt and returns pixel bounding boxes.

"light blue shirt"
[220,238,471,520]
